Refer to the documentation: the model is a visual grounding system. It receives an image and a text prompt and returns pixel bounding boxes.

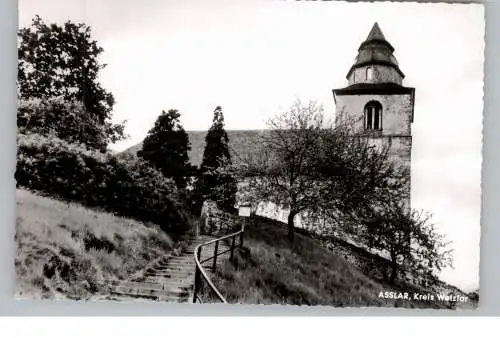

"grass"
[212,216,448,308]
[15,188,186,301]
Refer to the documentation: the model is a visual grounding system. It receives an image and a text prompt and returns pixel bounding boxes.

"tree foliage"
[237,99,404,241]
[237,98,452,284]
[237,100,324,240]
[138,109,194,190]
[16,132,190,235]
[200,106,232,172]
[193,106,237,213]
[17,98,123,151]
[18,15,125,150]
[361,203,453,284]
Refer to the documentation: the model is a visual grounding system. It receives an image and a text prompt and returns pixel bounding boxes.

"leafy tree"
[138,109,193,190]
[17,98,113,150]
[18,15,125,150]
[306,119,410,240]
[193,106,237,212]
[360,202,453,284]
[16,132,190,235]
[238,100,323,241]
[238,99,405,242]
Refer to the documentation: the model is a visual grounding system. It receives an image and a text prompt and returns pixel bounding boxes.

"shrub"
[17,98,124,152]
[16,132,190,234]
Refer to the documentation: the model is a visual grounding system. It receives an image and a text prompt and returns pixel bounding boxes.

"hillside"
[210,216,468,309]
[15,189,184,300]
[123,130,266,166]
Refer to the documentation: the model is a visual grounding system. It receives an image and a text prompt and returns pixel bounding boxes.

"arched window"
[364,101,382,130]
[366,67,374,81]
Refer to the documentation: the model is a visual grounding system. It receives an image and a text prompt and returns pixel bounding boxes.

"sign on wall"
[238,204,252,217]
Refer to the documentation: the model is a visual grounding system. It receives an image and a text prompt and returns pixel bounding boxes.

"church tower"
[333,22,415,205]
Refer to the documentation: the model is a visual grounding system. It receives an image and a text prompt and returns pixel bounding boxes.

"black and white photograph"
[15,0,483,310]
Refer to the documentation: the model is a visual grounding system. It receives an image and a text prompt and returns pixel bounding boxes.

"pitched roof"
[123,130,267,167]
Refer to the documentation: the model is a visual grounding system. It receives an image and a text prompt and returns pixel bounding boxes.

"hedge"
[16,132,190,234]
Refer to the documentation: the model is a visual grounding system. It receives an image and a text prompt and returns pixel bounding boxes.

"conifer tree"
[138,109,193,190]
[193,106,237,212]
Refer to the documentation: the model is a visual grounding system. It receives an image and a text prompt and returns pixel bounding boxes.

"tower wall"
[334,93,413,207]
[348,65,403,85]
[335,93,413,136]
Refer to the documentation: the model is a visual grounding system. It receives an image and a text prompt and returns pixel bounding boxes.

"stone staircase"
[105,235,229,303]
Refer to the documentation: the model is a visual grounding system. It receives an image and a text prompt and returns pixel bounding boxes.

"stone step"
[145,266,195,274]
[111,285,189,298]
[147,266,189,274]
[154,260,194,266]
[156,261,196,267]
[152,266,194,273]
[109,290,157,301]
[141,276,194,285]
[161,257,198,262]
[116,281,165,290]
[149,263,187,270]
[141,273,193,280]
[158,295,190,303]
[140,273,194,281]
[148,266,195,273]
[186,242,231,247]
[109,290,184,303]
[143,279,193,287]
[187,241,213,246]
[144,271,194,278]
[105,235,232,303]
[157,260,201,267]
[144,270,194,276]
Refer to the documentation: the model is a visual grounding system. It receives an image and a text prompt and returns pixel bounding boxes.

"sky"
[19,0,484,292]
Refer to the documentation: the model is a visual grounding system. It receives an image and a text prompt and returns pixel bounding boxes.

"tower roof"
[365,22,387,42]
[346,22,404,79]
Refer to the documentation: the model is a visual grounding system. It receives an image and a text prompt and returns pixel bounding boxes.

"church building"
[333,22,415,206]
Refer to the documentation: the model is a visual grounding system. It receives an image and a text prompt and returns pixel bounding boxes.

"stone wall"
[335,93,413,136]
[348,65,403,85]
[199,200,240,235]
[335,92,413,205]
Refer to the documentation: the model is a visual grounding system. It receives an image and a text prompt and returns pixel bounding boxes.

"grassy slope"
[213,217,448,308]
[15,188,182,301]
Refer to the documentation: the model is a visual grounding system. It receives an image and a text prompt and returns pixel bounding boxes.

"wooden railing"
[192,224,245,303]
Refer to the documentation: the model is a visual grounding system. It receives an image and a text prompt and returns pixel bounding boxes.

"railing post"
[230,235,236,262]
[193,246,202,303]
[240,218,246,247]
[212,241,219,271]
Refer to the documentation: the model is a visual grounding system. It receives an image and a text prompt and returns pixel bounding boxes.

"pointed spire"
[359,22,394,52]
[365,22,386,42]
